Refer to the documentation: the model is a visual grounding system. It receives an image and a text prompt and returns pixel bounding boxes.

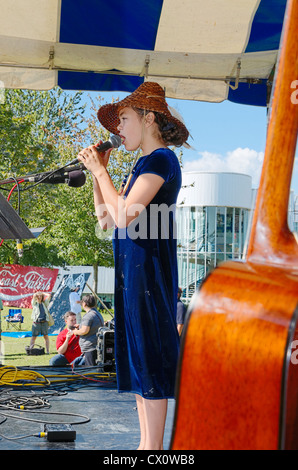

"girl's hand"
[77,141,113,173]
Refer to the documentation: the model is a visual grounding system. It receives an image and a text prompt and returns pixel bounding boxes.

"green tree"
[0,89,132,278]
[0,88,84,264]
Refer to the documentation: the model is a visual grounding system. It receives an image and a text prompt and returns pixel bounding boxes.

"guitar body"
[171,0,298,449]
[171,260,298,449]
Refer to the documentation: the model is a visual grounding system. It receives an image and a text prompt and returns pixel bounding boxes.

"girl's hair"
[133,107,186,147]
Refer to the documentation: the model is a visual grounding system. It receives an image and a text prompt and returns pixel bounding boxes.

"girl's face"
[117,107,143,151]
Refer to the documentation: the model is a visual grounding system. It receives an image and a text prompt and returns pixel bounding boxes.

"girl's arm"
[89,144,116,230]
[93,175,115,229]
[78,145,164,228]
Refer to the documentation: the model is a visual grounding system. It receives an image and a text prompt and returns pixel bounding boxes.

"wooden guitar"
[171,0,298,450]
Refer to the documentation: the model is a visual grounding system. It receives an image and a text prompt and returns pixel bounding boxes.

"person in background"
[69,284,82,324]
[49,311,81,366]
[176,287,187,335]
[30,292,52,354]
[73,294,104,366]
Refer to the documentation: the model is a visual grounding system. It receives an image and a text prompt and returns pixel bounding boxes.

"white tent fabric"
[0,0,287,106]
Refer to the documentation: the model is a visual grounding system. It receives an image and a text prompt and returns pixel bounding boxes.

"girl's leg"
[30,336,36,348]
[43,335,50,354]
[136,395,146,450]
[142,398,168,450]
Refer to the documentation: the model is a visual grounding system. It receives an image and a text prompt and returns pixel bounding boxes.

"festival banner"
[0,264,59,308]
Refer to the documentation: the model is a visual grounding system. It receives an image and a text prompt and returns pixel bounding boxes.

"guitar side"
[171,261,298,449]
[171,0,298,449]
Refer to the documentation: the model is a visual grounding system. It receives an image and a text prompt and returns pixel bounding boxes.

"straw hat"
[97,82,189,144]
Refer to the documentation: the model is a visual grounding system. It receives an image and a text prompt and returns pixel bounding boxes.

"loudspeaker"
[96,326,115,372]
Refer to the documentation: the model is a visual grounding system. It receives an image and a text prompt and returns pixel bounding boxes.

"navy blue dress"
[113,148,181,399]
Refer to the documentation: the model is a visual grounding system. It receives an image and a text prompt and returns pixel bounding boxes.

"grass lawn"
[0,306,112,368]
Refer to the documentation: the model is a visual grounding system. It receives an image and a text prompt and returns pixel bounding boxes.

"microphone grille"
[68,170,86,188]
[110,134,122,149]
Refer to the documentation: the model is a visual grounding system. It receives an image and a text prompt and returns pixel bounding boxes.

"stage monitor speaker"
[96,326,115,372]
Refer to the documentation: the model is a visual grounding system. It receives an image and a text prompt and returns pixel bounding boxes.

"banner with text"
[0,264,59,308]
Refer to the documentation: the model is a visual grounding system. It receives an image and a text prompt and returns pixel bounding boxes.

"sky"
[85,91,298,197]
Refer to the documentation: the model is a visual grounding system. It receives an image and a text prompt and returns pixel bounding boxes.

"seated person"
[49,311,81,366]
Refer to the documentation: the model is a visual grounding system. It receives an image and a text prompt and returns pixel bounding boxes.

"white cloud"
[183,147,264,188]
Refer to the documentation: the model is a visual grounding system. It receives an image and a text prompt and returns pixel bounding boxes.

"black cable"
[0,391,89,423]
[0,388,90,432]
[0,430,40,441]
[0,395,51,410]
[0,409,90,425]
[0,370,116,443]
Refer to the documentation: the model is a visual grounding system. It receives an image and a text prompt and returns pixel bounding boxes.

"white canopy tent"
[0,0,287,106]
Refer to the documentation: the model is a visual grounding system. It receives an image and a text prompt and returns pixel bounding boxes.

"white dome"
[178,171,252,209]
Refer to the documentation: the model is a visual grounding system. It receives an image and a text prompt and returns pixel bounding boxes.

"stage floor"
[0,367,176,451]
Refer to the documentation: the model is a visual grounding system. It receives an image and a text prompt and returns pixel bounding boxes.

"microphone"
[69,134,122,165]
[0,165,86,187]
[23,168,86,187]
[66,170,86,188]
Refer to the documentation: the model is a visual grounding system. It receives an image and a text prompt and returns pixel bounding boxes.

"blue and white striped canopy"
[0,0,287,106]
